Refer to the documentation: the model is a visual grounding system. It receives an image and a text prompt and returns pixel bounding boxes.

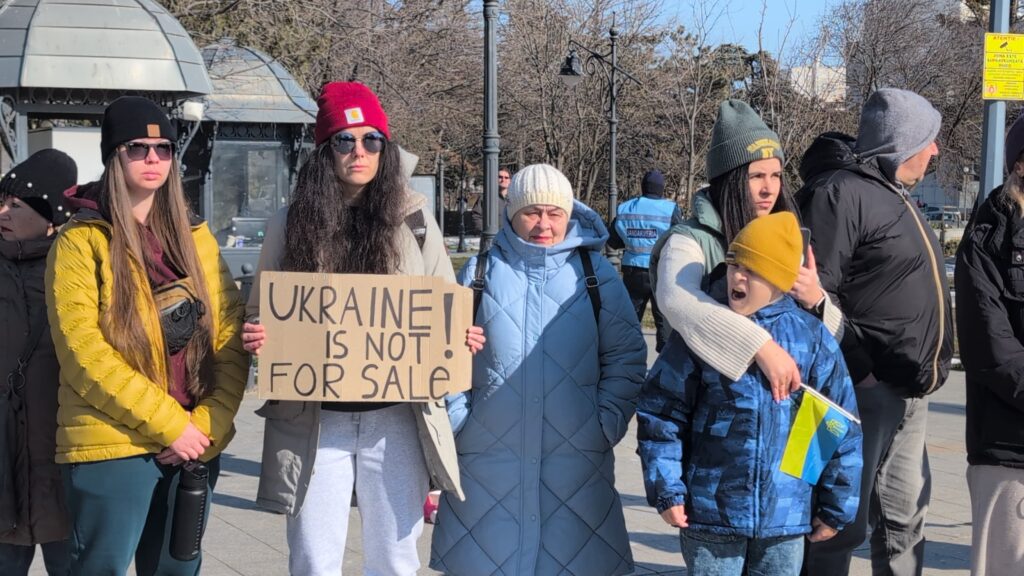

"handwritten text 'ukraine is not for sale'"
[257,271,473,402]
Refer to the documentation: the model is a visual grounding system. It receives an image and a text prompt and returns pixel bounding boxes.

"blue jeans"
[0,541,71,576]
[681,531,804,576]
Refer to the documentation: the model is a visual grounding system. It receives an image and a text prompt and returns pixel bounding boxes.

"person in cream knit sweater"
[650,99,842,402]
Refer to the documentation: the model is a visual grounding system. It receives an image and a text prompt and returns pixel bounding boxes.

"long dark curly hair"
[708,162,799,245]
[282,141,406,274]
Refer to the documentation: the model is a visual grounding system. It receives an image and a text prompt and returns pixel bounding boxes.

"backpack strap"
[6,307,47,399]
[472,251,489,322]
[578,249,601,324]
[404,209,427,252]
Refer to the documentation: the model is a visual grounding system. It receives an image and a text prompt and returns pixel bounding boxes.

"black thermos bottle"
[169,462,210,562]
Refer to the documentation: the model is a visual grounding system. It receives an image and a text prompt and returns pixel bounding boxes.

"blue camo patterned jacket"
[636,296,863,538]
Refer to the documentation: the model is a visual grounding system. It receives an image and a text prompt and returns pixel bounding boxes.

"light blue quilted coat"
[429,200,647,575]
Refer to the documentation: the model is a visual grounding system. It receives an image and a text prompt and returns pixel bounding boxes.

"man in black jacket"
[954,113,1024,576]
[470,168,509,233]
[798,88,953,576]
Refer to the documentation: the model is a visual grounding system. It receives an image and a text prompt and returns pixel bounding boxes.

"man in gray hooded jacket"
[797,88,954,576]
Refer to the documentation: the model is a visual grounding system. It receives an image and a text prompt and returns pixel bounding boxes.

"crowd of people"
[0,77,1017,576]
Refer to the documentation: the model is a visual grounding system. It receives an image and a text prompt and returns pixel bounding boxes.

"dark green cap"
[706,99,784,180]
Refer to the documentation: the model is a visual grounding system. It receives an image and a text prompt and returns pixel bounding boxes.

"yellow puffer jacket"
[45,211,248,464]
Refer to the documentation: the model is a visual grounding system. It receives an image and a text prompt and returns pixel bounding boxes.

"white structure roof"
[201,38,316,124]
[0,0,211,95]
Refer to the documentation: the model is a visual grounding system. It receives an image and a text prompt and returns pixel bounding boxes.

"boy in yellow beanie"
[637,212,863,576]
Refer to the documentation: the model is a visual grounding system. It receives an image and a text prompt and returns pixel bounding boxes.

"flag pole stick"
[798,383,861,425]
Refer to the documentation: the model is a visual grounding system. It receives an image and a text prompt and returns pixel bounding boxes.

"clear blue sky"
[669,0,834,57]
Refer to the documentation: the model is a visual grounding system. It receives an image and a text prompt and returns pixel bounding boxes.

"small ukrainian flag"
[780,384,859,484]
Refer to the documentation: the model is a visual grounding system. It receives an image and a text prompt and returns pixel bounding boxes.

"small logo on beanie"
[747,138,780,160]
[147,124,161,138]
[344,108,365,124]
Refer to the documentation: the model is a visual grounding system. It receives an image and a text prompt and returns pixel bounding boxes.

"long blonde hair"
[98,154,215,399]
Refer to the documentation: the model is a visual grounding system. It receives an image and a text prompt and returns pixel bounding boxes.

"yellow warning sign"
[984,33,1024,100]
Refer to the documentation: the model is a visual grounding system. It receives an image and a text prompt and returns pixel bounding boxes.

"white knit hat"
[506,164,574,219]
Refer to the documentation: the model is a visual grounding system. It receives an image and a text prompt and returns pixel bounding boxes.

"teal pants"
[61,454,220,576]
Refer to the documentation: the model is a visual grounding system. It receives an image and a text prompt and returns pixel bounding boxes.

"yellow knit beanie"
[725,212,802,292]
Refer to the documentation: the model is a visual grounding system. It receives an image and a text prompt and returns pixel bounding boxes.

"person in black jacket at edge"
[797,88,954,576]
[954,112,1024,576]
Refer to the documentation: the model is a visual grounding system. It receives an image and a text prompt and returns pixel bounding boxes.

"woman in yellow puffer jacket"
[44,97,247,575]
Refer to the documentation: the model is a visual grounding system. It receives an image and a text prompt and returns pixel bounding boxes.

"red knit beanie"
[315,82,391,145]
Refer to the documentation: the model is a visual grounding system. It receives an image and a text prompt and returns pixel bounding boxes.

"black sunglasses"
[122,142,174,161]
[330,131,386,155]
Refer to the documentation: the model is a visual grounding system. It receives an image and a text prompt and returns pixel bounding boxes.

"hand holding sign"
[242,322,266,355]
[257,272,474,402]
[466,326,486,354]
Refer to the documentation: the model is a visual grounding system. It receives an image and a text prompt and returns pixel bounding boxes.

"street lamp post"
[458,158,467,253]
[436,153,445,239]
[962,165,970,219]
[480,0,501,253]
[559,16,641,232]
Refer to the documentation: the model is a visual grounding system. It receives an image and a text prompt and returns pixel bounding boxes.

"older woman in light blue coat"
[430,164,647,576]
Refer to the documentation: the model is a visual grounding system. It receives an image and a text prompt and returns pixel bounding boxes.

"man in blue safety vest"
[609,170,682,352]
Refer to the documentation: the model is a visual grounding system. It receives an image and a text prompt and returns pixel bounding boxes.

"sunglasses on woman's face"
[122,142,174,162]
[331,131,386,155]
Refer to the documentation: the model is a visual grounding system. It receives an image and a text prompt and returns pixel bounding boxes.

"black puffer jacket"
[955,186,1024,468]
[0,236,69,545]
[797,132,952,396]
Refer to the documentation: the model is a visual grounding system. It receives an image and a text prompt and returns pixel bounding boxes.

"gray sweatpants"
[804,377,931,576]
[967,464,1024,576]
[286,404,429,576]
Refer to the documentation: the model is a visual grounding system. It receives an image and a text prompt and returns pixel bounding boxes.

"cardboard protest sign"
[257,271,473,402]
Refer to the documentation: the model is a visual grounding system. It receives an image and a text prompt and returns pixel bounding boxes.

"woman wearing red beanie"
[241,81,479,575]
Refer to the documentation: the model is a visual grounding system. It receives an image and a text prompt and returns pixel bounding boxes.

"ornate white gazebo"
[0,0,212,162]
[180,37,316,278]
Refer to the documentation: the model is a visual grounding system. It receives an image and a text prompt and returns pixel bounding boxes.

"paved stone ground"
[31,333,972,575]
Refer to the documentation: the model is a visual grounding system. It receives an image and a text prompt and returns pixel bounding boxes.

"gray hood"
[853,88,941,183]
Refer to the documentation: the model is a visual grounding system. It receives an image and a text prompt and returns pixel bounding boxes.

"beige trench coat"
[247,193,464,516]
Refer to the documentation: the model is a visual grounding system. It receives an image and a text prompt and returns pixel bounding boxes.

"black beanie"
[100,96,177,161]
[642,170,665,197]
[0,149,77,225]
